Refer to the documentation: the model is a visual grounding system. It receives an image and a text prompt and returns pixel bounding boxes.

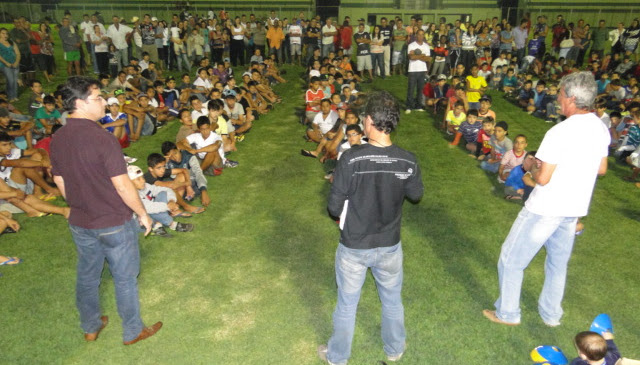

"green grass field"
[1,34,640,364]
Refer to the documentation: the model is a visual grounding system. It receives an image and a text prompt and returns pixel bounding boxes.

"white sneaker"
[317,345,340,365]
[405,109,411,114]
[387,343,407,362]
[415,108,425,112]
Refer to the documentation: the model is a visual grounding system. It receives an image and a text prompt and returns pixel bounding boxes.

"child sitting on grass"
[504,151,537,200]
[128,165,193,238]
[502,68,518,94]
[0,107,34,149]
[445,101,466,135]
[144,153,204,217]
[498,134,528,182]
[450,109,483,154]
[474,117,495,160]
[34,95,62,136]
[480,121,512,174]
[99,97,130,149]
[517,80,535,110]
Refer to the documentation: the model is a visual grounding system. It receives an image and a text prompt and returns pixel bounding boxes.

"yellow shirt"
[213,115,229,135]
[446,110,466,127]
[466,75,487,103]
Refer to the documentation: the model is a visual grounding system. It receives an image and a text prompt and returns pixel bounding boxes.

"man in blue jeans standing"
[318,91,424,364]
[483,72,610,327]
[51,76,162,345]
[405,29,431,114]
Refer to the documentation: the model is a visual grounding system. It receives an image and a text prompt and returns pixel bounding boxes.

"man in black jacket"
[318,91,424,365]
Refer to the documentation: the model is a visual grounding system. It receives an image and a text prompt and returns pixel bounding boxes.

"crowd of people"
[0,7,638,363]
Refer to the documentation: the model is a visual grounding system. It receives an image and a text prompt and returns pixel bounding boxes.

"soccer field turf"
[1,55,639,363]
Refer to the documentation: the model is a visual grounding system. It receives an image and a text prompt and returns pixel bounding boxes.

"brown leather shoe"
[123,321,163,345]
[84,316,109,341]
[482,309,520,326]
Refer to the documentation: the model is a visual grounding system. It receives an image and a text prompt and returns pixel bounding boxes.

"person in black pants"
[230,17,246,66]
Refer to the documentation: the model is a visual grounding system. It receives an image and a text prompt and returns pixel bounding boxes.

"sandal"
[301,149,317,158]
[504,195,522,201]
[191,207,205,214]
[170,210,192,218]
[2,227,17,234]
[0,257,22,266]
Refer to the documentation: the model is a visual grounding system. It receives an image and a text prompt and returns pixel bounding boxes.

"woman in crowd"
[460,24,477,72]
[91,24,110,75]
[370,25,385,79]
[230,16,246,66]
[0,28,21,102]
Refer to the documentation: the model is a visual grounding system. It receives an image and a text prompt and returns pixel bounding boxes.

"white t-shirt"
[90,33,109,53]
[407,41,431,73]
[0,148,21,182]
[107,24,133,50]
[80,21,93,41]
[313,110,339,134]
[289,24,302,44]
[491,58,509,69]
[186,131,225,162]
[596,111,611,128]
[525,112,610,217]
[232,26,245,40]
[322,25,336,45]
[193,77,212,90]
[337,140,367,160]
[191,107,208,122]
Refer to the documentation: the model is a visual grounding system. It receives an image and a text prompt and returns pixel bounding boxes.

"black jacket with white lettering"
[328,143,424,249]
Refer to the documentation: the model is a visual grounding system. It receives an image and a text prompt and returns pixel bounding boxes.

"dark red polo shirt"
[51,118,132,229]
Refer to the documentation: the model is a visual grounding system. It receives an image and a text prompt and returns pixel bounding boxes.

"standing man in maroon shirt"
[51,76,162,345]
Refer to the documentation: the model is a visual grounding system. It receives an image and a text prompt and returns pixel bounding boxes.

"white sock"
[169,221,178,230]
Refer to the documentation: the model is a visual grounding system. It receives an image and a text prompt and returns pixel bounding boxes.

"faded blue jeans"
[494,207,578,326]
[0,65,19,100]
[69,217,145,342]
[148,191,174,227]
[327,242,405,365]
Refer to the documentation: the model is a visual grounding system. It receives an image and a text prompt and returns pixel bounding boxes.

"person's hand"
[41,160,51,168]
[516,188,524,195]
[138,214,153,236]
[13,189,26,200]
[167,201,179,211]
[6,218,20,232]
[602,331,614,340]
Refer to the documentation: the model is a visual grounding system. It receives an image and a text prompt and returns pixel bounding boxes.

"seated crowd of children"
[0,53,284,253]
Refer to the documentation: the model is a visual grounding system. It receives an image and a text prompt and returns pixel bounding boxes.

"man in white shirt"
[483,72,610,328]
[289,22,303,66]
[405,29,431,113]
[107,16,133,70]
[322,18,337,58]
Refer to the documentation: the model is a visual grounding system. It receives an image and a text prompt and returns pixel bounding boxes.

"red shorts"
[118,134,130,149]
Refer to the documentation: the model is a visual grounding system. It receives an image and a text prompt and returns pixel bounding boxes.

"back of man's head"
[575,331,607,362]
[364,91,399,134]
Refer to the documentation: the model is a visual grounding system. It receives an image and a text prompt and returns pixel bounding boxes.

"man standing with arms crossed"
[318,91,424,365]
[483,72,610,327]
[51,76,162,345]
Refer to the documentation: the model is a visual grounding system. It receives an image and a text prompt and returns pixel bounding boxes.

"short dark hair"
[467,109,479,117]
[196,115,210,128]
[59,76,100,113]
[207,99,224,111]
[147,153,166,168]
[575,332,607,361]
[364,90,399,134]
[0,132,13,142]
[43,95,56,105]
[161,141,178,156]
[345,124,363,135]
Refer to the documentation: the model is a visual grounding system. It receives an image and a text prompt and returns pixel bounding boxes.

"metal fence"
[0,2,314,24]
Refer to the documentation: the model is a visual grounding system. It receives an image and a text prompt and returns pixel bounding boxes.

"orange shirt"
[266,27,285,49]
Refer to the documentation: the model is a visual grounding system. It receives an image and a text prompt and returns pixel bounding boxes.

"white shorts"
[392,51,402,66]
[357,55,372,71]
[290,43,302,56]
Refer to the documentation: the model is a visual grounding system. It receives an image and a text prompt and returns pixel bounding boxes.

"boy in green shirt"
[34,96,61,135]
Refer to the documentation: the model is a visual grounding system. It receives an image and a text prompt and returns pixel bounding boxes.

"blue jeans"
[468,102,481,110]
[327,242,405,365]
[480,160,500,173]
[0,66,19,100]
[69,217,144,342]
[148,191,174,227]
[322,43,334,58]
[494,208,577,325]
[406,71,426,110]
[371,53,385,78]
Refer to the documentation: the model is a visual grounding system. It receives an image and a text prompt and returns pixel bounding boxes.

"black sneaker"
[224,159,239,168]
[152,226,172,238]
[175,222,194,232]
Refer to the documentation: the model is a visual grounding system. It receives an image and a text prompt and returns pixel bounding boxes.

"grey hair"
[559,71,597,110]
